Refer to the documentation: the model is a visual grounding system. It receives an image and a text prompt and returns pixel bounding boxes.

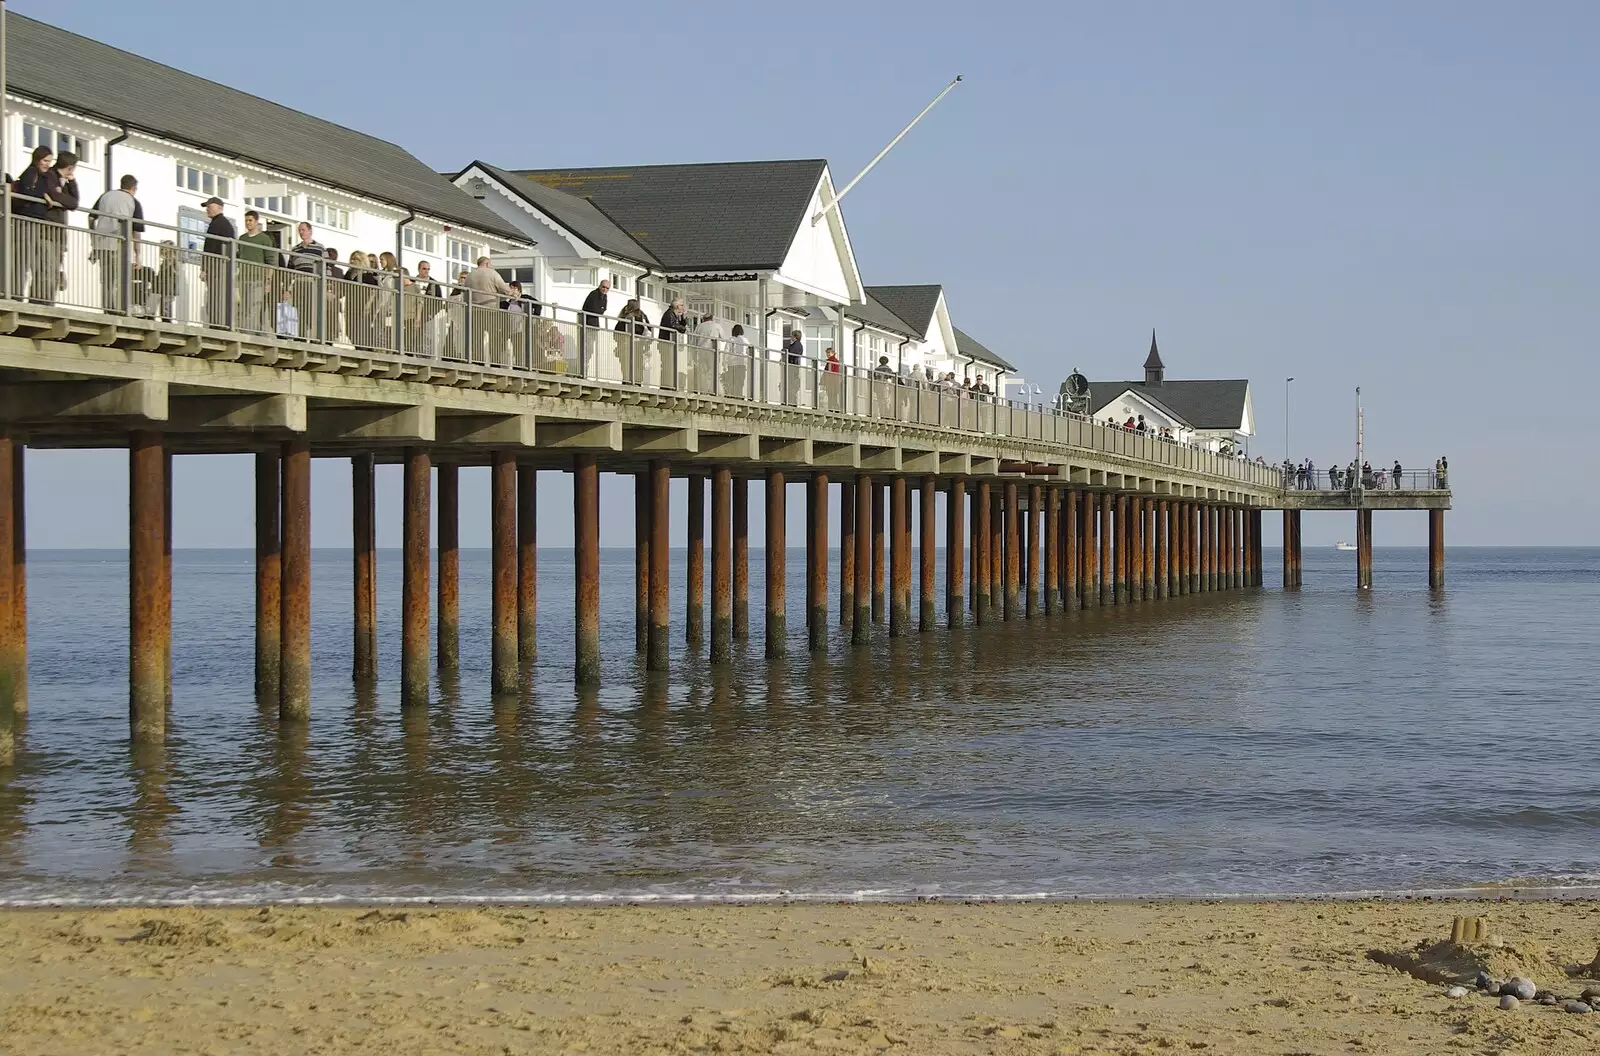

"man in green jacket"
[237,210,279,334]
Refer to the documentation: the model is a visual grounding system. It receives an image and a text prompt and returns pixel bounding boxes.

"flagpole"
[1355,386,1363,495]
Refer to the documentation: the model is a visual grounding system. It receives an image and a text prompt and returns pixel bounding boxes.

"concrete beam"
[0,379,168,422]
[697,433,761,462]
[971,456,1001,478]
[860,446,902,473]
[437,413,536,447]
[939,452,972,476]
[901,450,939,475]
[760,437,811,464]
[309,404,434,443]
[811,441,860,469]
[168,394,307,432]
[537,420,623,451]
[624,425,698,454]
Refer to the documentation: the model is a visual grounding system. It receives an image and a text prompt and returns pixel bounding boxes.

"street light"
[1284,377,1295,463]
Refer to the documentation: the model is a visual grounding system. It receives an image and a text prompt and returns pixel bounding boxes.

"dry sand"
[3,899,1600,1054]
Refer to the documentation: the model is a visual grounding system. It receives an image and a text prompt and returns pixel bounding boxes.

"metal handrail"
[1280,468,1449,491]
[0,195,1283,490]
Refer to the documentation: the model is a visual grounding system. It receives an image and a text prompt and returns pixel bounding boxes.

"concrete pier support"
[765,471,786,657]
[354,454,379,681]
[687,475,705,647]
[1143,498,1156,601]
[647,460,671,671]
[1188,503,1201,595]
[574,455,601,685]
[808,473,828,650]
[1001,481,1020,620]
[733,477,749,640]
[1081,492,1098,608]
[1154,499,1168,600]
[1201,505,1214,592]
[1429,509,1445,588]
[919,477,937,632]
[8,444,24,718]
[635,473,649,653]
[1027,483,1042,617]
[434,461,457,674]
[490,452,518,695]
[973,481,991,623]
[711,467,733,663]
[1233,508,1244,589]
[1098,492,1112,606]
[890,477,910,637]
[399,447,430,707]
[1250,508,1264,587]
[130,432,168,741]
[871,484,886,624]
[517,464,537,663]
[1131,496,1145,601]
[0,438,11,761]
[1283,509,1301,589]
[839,479,855,631]
[280,438,312,720]
[1042,486,1057,615]
[254,449,280,704]
[946,479,965,629]
[1110,495,1125,604]
[853,474,872,643]
[989,493,1003,613]
[1357,508,1374,590]
[1063,488,1079,611]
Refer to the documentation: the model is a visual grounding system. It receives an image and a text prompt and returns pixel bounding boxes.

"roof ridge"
[510,158,829,174]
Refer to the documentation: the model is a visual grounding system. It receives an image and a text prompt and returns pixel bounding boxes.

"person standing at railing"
[89,175,144,314]
[377,252,413,352]
[691,312,723,394]
[11,146,56,303]
[237,211,279,334]
[1306,459,1316,490]
[463,256,515,366]
[579,277,609,374]
[722,323,750,398]
[1392,460,1403,489]
[657,299,690,391]
[198,196,235,329]
[412,260,444,356]
[613,298,650,384]
[44,154,81,307]
[285,222,326,341]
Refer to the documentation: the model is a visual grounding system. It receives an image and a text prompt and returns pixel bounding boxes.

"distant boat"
[1334,541,1357,552]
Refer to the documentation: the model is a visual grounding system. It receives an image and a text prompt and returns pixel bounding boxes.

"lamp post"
[1284,377,1295,463]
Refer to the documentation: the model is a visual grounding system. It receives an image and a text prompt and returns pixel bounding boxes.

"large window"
[403,228,438,254]
[608,272,629,294]
[23,122,89,159]
[306,199,350,232]
[549,267,595,286]
[447,238,480,273]
[177,164,232,201]
[244,194,296,219]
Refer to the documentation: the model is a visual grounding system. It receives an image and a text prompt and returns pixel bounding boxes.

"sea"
[0,545,1595,906]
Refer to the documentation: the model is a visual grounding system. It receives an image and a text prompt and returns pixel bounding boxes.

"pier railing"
[1279,469,1449,491]
[0,200,1280,490]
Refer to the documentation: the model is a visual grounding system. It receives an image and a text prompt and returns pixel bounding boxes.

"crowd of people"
[1281,456,1449,490]
[1104,413,1179,442]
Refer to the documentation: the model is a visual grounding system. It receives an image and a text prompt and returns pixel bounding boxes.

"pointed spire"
[1143,329,1165,385]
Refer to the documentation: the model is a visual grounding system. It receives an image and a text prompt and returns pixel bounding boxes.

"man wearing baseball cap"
[199,196,235,328]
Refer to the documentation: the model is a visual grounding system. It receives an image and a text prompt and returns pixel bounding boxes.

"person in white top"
[691,311,724,393]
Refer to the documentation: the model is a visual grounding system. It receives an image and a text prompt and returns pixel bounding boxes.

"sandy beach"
[1,899,1599,1054]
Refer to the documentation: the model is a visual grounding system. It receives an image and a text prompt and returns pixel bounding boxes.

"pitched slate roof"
[844,294,917,337]
[1087,380,1249,431]
[462,161,657,266]
[952,326,1018,373]
[864,285,942,339]
[4,12,524,242]
[506,160,828,273]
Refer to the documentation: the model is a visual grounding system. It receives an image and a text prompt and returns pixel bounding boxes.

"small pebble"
[1562,1001,1592,1015]
[1475,970,1493,991]
[1445,986,1468,999]
[1537,994,1557,1006]
[1582,987,1600,1003]
[1499,995,1519,1010]
[1504,977,1537,1001]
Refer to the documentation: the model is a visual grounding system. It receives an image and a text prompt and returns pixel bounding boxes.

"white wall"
[774,176,853,306]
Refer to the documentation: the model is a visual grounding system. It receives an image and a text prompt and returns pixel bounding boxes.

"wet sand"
[2,899,1599,1054]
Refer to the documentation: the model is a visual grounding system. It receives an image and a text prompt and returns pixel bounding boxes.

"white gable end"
[774,172,862,306]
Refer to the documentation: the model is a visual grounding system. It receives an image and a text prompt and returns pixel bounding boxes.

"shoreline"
[4,898,1600,1054]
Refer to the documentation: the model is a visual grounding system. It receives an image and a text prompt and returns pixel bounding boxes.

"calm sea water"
[0,545,1595,905]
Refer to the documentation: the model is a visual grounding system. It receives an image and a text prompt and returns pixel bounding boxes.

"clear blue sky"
[18,0,1598,547]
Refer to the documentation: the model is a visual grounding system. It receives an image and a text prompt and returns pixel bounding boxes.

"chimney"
[1143,328,1165,386]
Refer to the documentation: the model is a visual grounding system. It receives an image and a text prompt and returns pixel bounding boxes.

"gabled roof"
[844,294,917,337]
[952,327,1018,372]
[1087,380,1249,431]
[460,161,657,266]
[4,12,524,242]
[864,285,943,339]
[506,160,829,273]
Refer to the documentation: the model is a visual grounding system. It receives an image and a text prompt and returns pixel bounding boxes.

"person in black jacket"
[199,196,236,328]
[580,278,609,329]
[12,145,58,302]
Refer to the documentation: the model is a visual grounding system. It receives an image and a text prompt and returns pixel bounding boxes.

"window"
[22,122,89,159]
[447,238,481,271]
[719,304,737,321]
[402,228,438,254]
[176,164,232,201]
[549,267,595,285]
[306,199,350,231]
[641,281,658,302]
[497,267,535,284]
[245,194,296,218]
[609,272,629,294]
